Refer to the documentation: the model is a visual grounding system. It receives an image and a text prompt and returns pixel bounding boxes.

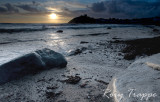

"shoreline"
[0,24,159,102]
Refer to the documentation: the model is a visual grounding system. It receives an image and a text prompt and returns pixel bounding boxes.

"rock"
[47,86,58,90]
[80,41,89,44]
[35,48,67,68]
[89,51,92,53]
[68,47,87,56]
[104,53,160,102]
[0,48,67,84]
[46,92,56,99]
[95,79,109,85]
[57,30,63,33]
[58,100,69,102]
[118,53,122,56]
[62,76,81,84]
[124,51,136,60]
[45,91,62,99]
[119,36,160,60]
[37,78,47,83]
[80,83,87,88]
[153,29,159,32]
[107,27,111,29]
[112,37,120,40]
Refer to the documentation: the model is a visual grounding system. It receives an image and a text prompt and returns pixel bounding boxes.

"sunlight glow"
[49,13,57,19]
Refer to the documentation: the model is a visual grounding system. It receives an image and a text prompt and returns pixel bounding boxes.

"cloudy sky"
[0,0,160,23]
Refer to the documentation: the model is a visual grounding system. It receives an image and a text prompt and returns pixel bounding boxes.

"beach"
[0,23,160,102]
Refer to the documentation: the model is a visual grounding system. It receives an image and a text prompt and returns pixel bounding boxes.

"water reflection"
[47,33,68,54]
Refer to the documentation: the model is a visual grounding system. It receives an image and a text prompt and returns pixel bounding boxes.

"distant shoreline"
[68,14,160,26]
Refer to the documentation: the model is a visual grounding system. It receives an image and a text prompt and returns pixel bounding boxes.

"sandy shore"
[0,25,159,102]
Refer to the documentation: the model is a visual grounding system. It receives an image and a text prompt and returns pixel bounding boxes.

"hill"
[68,14,160,25]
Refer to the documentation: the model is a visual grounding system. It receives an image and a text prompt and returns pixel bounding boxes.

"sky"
[0,0,160,23]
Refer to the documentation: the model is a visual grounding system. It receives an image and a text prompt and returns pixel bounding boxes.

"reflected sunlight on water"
[47,33,67,54]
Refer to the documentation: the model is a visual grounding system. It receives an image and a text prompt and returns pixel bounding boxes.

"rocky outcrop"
[68,15,97,24]
[0,48,67,84]
[104,53,160,102]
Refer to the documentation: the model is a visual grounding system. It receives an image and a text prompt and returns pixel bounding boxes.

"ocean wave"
[0,27,50,34]
[0,23,137,34]
[0,26,107,34]
[61,26,107,29]
[0,39,47,45]
[73,32,109,37]
[55,24,137,30]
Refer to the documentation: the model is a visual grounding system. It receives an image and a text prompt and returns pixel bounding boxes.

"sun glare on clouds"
[49,13,57,19]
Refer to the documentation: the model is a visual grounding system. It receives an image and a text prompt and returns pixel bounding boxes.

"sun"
[49,13,57,19]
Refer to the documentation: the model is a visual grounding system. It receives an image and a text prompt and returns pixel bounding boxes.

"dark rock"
[113,36,160,60]
[37,79,47,83]
[57,30,63,33]
[107,27,111,29]
[118,53,122,56]
[47,86,58,90]
[113,40,120,43]
[112,37,120,40]
[63,76,81,84]
[69,47,87,56]
[80,41,89,44]
[95,79,109,85]
[48,78,53,81]
[153,29,159,32]
[45,91,62,99]
[36,48,67,68]
[0,48,67,84]
[46,92,56,99]
[74,33,109,37]
[124,53,136,60]
[89,51,92,53]
[58,100,69,102]
[80,83,87,88]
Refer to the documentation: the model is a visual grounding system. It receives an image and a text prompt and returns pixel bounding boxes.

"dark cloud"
[0,7,7,13]
[90,2,106,12]
[4,3,19,13]
[61,7,70,11]
[32,1,41,6]
[16,1,46,13]
[0,2,49,15]
[56,7,88,18]
[17,4,40,12]
[89,0,160,18]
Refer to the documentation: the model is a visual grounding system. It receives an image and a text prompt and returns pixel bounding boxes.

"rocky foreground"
[0,48,67,84]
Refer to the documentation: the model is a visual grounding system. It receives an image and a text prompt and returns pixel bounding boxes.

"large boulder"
[0,48,67,84]
[104,53,160,102]
[35,48,67,68]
